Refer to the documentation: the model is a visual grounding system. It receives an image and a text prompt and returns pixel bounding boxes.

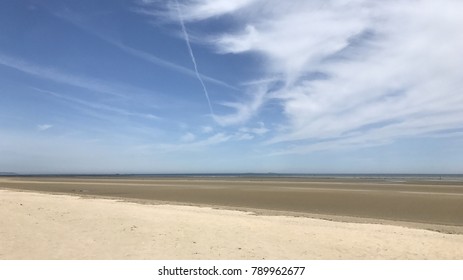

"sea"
[1,173,463,182]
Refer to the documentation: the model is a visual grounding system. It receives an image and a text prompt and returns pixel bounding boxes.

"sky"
[1,0,462,174]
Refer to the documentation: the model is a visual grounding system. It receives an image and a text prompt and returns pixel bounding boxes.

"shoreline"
[1,185,463,235]
[1,176,463,232]
[2,189,463,259]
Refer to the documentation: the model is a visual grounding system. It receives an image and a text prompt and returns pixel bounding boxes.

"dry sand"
[1,189,463,260]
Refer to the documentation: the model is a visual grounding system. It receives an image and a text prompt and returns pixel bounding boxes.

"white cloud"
[201,126,213,133]
[170,0,463,153]
[163,129,269,151]
[168,0,258,21]
[200,132,231,145]
[215,3,369,84]
[33,88,160,121]
[180,132,196,142]
[212,85,266,126]
[239,121,268,135]
[37,124,53,131]
[158,132,231,152]
[0,54,151,98]
[235,133,254,141]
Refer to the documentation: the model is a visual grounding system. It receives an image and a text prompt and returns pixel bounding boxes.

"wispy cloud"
[51,8,239,91]
[151,125,266,153]
[148,132,231,153]
[201,126,213,133]
[174,0,214,116]
[32,88,160,121]
[167,0,258,21]
[0,54,150,98]
[180,132,196,142]
[213,85,266,126]
[169,0,463,153]
[239,122,268,135]
[37,124,53,131]
[112,39,238,91]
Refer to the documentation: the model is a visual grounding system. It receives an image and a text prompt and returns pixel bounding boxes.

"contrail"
[174,0,214,116]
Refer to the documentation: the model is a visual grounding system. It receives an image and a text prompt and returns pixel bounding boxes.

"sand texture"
[1,177,463,233]
[1,189,463,260]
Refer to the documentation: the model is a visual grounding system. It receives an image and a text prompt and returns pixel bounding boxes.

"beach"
[1,176,463,259]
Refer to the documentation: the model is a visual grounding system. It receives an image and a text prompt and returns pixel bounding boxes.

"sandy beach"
[1,177,463,231]
[1,177,463,259]
[1,189,463,259]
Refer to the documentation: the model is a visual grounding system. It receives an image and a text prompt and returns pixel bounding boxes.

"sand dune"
[1,189,462,259]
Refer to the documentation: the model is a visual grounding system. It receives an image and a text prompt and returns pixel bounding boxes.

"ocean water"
[4,173,463,182]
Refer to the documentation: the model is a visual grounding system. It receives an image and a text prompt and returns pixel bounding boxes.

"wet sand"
[1,176,462,232]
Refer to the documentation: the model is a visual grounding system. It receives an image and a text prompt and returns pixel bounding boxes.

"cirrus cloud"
[164,0,463,153]
[37,124,53,131]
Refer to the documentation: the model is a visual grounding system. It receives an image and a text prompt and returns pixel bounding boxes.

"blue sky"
[1,0,462,174]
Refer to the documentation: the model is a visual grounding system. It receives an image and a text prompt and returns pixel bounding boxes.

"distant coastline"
[0,172,17,176]
[2,172,463,182]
